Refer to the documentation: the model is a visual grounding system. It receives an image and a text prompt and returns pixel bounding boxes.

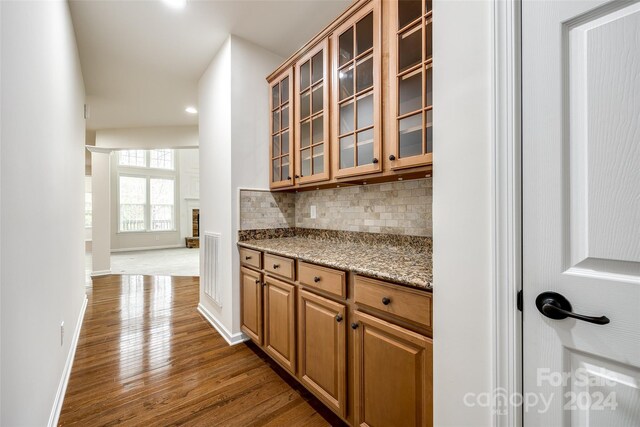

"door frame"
[493,0,522,426]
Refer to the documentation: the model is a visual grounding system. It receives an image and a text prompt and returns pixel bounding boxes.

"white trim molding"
[48,295,88,427]
[90,269,111,277]
[493,0,522,426]
[110,243,183,253]
[197,303,248,346]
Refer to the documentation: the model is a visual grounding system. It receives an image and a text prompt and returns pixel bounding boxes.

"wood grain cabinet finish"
[298,261,347,298]
[331,0,383,179]
[353,310,433,427]
[239,247,262,270]
[386,0,433,170]
[269,68,295,189]
[263,253,295,280]
[354,275,432,329]
[295,40,331,184]
[298,290,347,417]
[240,267,263,345]
[264,275,297,374]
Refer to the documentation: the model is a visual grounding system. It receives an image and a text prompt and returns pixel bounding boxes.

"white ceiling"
[69,0,351,130]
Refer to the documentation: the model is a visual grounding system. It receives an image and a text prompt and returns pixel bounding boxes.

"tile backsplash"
[239,178,432,237]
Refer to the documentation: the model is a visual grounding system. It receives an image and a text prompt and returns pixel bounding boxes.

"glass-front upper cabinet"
[295,40,330,184]
[269,68,295,189]
[331,1,382,178]
[387,0,432,170]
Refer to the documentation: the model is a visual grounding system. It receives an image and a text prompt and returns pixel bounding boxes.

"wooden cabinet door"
[269,68,295,189]
[386,0,433,170]
[331,0,383,179]
[264,275,297,374]
[240,267,263,345]
[295,40,331,184]
[353,310,433,427]
[298,290,347,417]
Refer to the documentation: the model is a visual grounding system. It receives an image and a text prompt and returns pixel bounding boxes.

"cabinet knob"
[372,158,379,164]
[287,176,291,180]
[255,279,260,284]
[351,322,359,330]
[273,264,280,269]
[262,282,266,287]
[245,255,252,260]
[313,276,321,283]
[295,175,300,178]
[335,314,343,323]
[389,154,396,161]
[382,297,391,305]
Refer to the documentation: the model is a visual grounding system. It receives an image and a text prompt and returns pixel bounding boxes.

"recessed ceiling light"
[163,0,186,9]
[185,106,198,114]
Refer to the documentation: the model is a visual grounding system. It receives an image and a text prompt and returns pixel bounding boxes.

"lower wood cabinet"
[298,289,347,417]
[353,310,433,427]
[240,267,263,345]
[264,275,297,374]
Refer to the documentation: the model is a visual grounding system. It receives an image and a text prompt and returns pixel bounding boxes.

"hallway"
[59,275,341,426]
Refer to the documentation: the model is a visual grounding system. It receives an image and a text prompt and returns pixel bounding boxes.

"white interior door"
[523,0,640,425]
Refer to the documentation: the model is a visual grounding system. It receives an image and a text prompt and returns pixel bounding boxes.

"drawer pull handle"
[382,297,391,305]
[313,276,321,283]
[273,264,280,269]
[351,322,359,330]
[245,255,252,260]
[254,279,260,284]
[335,314,343,322]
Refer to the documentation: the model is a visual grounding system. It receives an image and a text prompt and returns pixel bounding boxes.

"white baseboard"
[110,244,183,253]
[48,294,88,427]
[197,303,248,346]
[91,269,111,277]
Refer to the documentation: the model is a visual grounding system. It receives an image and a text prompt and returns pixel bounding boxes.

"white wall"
[432,0,495,425]
[199,35,281,339]
[179,148,200,243]
[0,1,87,425]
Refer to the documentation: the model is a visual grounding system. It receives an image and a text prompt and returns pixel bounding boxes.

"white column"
[91,151,111,275]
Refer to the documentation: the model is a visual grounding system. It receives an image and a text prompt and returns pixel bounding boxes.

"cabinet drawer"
[264,253,295,280]
[239,248,261,269]
[354,276,432,329]
[298,261,346,298]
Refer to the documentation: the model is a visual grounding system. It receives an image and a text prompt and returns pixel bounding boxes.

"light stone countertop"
[238,236,432,291]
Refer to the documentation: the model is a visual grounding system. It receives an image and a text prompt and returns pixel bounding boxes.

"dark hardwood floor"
[59,275,342,426]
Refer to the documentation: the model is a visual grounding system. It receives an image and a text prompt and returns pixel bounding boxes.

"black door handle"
[535,292,610,325]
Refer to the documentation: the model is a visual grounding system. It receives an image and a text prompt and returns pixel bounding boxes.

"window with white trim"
[117,150,177,232]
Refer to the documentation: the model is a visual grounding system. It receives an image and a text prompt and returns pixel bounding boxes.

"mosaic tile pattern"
[239,190,295,230]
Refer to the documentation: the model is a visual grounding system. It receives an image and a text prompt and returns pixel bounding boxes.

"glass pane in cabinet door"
[339,135,355,169]
[425,20,432,60]
[312,85,323,114]
[399,70,422,115]
[425,109,433,153]
[313,145,324,174]
[425,65,433,107]
[339,28,354,67]
[300,61,311,90]
[273,110,280,133]
[281,105,289,129]
[300,90,311,120]
[356,93,373,129]
[356,56,373,92]
[281,130,290,154]
[356,13,373,55]
[312,116,323,144]
[399,26,422,72]
[312,52,323,84]
[281,77,289,104]
[399,113,422,158]
[272,134,280,157]
[272,83,279,108]
[340,101,354,135]
[282,155,290,181]
[426,0,432,14]
[339,66,354,101]
[272,159,281,182]
[399,0,422,29]
[300,121,311,148]
[301,149,311,176]
[356,128,374,166]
